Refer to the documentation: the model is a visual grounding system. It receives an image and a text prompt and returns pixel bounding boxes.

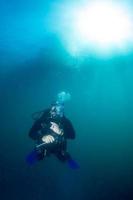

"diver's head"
[50,101,64,118]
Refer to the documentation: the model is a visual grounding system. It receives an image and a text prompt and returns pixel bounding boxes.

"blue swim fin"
[67,158,80,170]
[26,150,38,165]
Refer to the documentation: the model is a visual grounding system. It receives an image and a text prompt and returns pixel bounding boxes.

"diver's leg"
[54,138,71,162]
[36,148,47,160]
[26,148,47,165]
[55,150,71,162]
[55,150,80,169]
[36,141,55,160]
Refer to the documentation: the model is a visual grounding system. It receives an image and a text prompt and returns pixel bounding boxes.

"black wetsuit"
[29,109,75,161]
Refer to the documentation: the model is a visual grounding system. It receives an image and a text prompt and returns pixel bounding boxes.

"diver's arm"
[29,119,43,140]
[64,118,76,139]
[28,109,50,140]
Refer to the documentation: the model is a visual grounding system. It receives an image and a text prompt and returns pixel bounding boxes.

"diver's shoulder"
[62,115,72,124]
[40,108,50,118]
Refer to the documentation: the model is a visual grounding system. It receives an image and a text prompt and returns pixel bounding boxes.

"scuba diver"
[26,92,79,169]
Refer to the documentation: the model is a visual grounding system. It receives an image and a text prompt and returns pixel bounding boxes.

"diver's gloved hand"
[50,122,63,135]
[42,135,55,143]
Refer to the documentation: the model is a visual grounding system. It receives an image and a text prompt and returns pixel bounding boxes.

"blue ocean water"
[0,1,133,200]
